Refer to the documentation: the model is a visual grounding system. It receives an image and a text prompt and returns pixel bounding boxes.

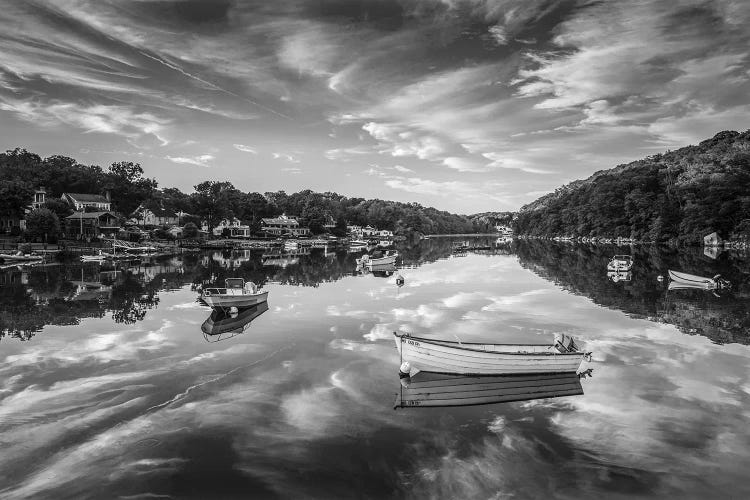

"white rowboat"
[395,371,584,408]
[667,269,730,290]
[394,332,588,376]
[357,251,398,267]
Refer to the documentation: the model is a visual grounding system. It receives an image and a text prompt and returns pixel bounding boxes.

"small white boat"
[607,254,633,271]
[607,270,631,282]
[357,251,398,267]
[0,252,43,262]
[200,278,269,308]
[668,270,730,290]
[394,332,589,376]
[395,371,584,409]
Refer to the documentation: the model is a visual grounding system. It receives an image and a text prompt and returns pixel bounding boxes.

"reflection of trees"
[108,272,159,324]
[514,240,750,345]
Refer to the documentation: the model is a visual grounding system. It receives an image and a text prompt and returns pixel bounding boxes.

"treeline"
[0,148,487,236]
[514,130,750,245]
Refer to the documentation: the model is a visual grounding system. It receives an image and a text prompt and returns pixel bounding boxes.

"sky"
[0,0,749,214]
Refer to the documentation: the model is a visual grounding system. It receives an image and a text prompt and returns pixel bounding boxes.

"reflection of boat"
[356,251,398,267]
[607,255,633,271]
[395,371,584,409]
[496,236,513,244]
[395,332,589,376]
[200,278,269,308]
[607,270,632,282]
[0,252,43,262]
[668,270,731,290]
[201,302,269,341]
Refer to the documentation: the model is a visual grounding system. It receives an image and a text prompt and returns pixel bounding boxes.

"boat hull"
[395,372,583,408]
[394,333,586,375]
[668,269,716,288]
[201,291,269,308]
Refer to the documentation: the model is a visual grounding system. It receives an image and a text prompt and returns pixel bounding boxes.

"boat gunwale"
[394,332,583,356]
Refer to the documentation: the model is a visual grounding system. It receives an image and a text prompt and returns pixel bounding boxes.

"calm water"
[1,238,749,499]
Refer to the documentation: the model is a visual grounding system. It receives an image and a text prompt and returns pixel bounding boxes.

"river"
[1,237,748,499]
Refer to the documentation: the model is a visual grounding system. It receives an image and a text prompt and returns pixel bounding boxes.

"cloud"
[272,152,300,163]
[362,122,447,160]
[165,154,214,167]
[234,144,257,154]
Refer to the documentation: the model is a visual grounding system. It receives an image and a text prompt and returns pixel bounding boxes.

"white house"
[212,217,251,238]
[261,214,310,237]
[62,192,111,211]
[132,205,179,226]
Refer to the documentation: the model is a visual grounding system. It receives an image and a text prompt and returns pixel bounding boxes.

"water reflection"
[1,237,749,499]
[395,371,587,408]
[201,302,270,342]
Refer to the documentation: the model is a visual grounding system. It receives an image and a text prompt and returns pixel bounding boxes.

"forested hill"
[0,148,484,235]
[514,130,750,245]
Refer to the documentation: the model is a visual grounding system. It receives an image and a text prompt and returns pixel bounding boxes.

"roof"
[66,211,117,219]
[65,193,110,204]
[262,217,299,225]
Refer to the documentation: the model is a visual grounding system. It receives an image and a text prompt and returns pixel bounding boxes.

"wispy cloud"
[234,144,257,154]
[165,154,214,167]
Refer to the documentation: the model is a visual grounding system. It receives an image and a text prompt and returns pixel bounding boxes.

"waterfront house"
[132,204,179,226]
[703,232,722,247]
[261,214,310,237]
[213,217,251,238]
[62,192,111,212]
[65,211,120,239]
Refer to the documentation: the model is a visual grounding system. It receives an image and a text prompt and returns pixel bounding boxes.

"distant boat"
[394,332,589,376]
[0,252,43,262]
[201,301,269,341]
[607,270,631,282]
[357,251,398,267]
[395,371,584,409]
[607,254,633,271]
[668,270,731,290]
[200,278,269,308]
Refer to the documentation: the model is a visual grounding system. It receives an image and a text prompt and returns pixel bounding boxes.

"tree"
[43,198,73,220]
[183,222,199,238]
[0,180,34,219]
[331,215,348,237]
[105,162,158,215]
[191,181,238,232]
[25,208,61,241]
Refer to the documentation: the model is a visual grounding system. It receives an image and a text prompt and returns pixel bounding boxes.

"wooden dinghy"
[394,332,589,376]
[395,371,584,408]
[667,269,730,290]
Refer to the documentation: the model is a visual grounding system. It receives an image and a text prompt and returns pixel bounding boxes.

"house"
[0,186,47,234]
[62,192,111,212]
[261,214,310,237]
[65,211,120,239]
[496,224,513,235]
[132,204,179,226]
[167,226,183,238]
[378,229,394,238]
[323,215,336,230]
[361,225,378,237]
[703,232,722,247]
[212,217,251,238]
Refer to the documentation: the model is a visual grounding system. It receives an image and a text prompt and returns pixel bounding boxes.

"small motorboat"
[607,254,633,271]
[200,278,269,308]
[357,250,398,267]
[394,332,590,376]
[395,371,584,409]
[0,252,43,262]
[607,270,632,282]
[667,270,731,290]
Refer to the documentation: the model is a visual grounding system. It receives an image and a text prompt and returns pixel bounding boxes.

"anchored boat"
[394,332,589,376]
[607,254,633,271]
[668,269,731,290]
[200,278,269,308]
[356,250,398,267]
[395,371,585,409]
